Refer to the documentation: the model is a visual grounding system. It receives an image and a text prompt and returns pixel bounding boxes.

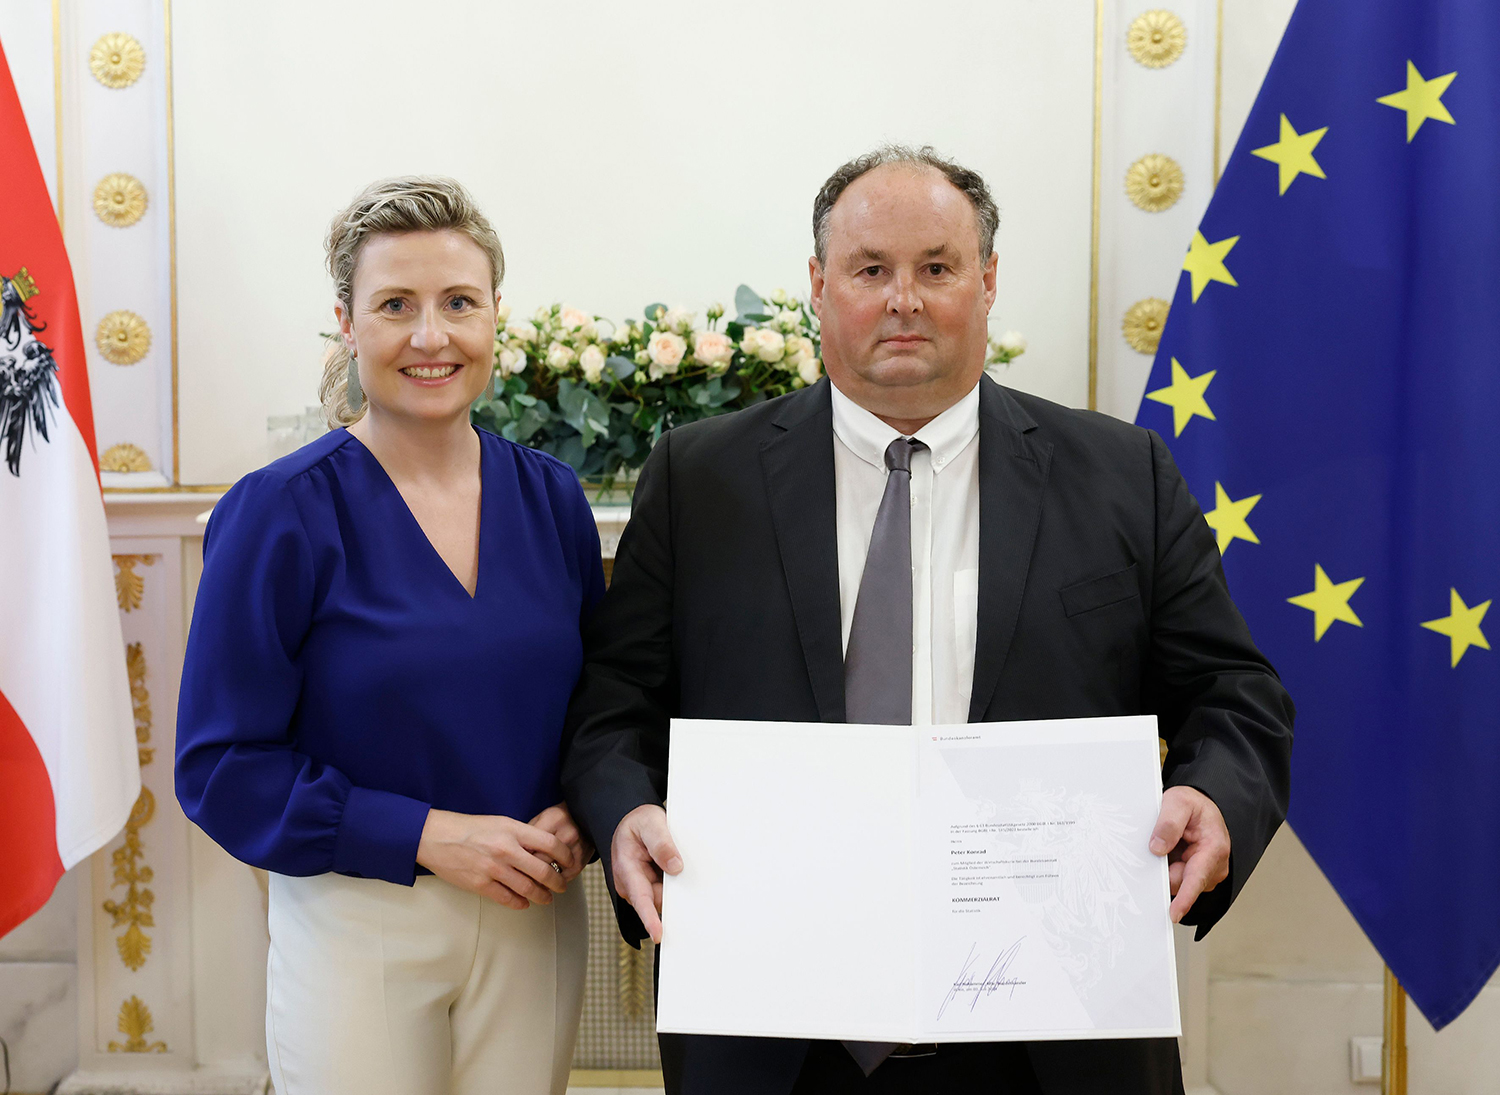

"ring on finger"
[549,861,563,875]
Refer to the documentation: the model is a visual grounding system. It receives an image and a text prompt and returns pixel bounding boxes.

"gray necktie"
[842,436,924,1075]
[844,436,925,725]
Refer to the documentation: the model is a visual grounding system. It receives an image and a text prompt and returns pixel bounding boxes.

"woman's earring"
[347,354,364,413]
[484,367,498,401]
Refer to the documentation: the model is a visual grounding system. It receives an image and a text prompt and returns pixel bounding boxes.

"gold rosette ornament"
[90,33,146,89]
[1123,298,1171,355]
[94,174,148,227]
[100,444,152,473]
[1127,10,1187,69]
[1125,153,1185,212]
[97,310,151,365]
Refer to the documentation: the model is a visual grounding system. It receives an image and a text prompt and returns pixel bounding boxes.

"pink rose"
[693,330,734,369]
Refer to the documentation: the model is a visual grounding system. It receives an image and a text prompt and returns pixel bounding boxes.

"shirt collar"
[829,378,981,474]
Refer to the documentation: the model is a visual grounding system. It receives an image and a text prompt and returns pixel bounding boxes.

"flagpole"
[1382,967,1407,1095]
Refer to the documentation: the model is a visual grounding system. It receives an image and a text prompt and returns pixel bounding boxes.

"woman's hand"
[528,802,593,884]
[416,808,574,910]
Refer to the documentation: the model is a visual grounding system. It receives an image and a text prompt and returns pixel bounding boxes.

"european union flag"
[1136,0,1499,1027]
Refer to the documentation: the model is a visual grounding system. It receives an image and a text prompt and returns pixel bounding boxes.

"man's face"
[810,164,998,426]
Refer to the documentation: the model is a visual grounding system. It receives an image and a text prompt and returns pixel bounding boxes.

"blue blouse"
[175,428,605,886]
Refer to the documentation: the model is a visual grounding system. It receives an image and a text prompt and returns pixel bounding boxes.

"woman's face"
[337,229,499,425]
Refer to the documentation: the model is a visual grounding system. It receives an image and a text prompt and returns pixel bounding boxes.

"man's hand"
[1150,786,1231,923]
[416,809,573,910]
[611,804,682,944]
[529,802,593,883]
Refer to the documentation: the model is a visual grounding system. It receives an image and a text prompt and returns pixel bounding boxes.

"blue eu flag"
[1137,0,1499,1027]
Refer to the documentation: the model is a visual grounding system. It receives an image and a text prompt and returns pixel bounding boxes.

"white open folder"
[655,716,1181,1043]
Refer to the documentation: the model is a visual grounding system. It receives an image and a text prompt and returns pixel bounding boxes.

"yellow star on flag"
[1377,61,1457,142]
[1251,114,1329,194]
[1420,588,1491,667]
[1203,482,1261,555]
[1287,564,1364,641]
[1145,358,1216,436]
[1182,232,1240,303]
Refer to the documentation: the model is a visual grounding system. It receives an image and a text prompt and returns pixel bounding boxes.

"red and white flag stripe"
[0,39,138,939]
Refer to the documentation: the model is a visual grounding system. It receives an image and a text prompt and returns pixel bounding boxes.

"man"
[563,146,1293,1095]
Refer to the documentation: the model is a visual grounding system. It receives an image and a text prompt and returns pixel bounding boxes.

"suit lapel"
[759,381,846,722]
[968,378,1053,722]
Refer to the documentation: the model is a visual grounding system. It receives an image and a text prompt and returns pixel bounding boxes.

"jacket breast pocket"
[1059,563,1140,618]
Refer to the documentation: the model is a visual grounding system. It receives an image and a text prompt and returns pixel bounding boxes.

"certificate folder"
[656,716,1180,1042]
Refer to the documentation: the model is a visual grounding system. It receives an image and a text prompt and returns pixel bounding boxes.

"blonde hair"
[319,176,506,429]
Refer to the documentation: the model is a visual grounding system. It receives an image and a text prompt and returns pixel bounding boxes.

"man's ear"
[982,250,999,311]
[809,256,825,318]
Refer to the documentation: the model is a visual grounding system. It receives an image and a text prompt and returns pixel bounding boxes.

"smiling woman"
[175,177,606,1095]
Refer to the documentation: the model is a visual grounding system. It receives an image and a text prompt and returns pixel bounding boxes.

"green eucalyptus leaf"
[606,354,636,380]
[556,435,587,470]
[734,285,764,320]
[643,302,667,323]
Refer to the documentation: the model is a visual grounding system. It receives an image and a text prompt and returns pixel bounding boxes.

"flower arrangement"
[471,285,1026,486]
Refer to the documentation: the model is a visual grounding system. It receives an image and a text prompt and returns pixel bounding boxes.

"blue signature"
[937,938,1028,1020]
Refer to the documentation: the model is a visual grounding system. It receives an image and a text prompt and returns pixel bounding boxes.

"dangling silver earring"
[347,354,364,413]
[472,368,497,412]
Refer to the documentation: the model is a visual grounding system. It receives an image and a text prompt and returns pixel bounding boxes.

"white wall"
[170,0,1098,484]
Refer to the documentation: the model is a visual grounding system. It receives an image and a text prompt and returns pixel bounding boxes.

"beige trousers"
[266,871,587,1095]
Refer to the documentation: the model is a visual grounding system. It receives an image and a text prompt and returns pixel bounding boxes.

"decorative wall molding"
[96,309,151,364]
[93,172,149,227]
[1096,1,1220,422]
[88,32,145,89]
[62,0,178,490]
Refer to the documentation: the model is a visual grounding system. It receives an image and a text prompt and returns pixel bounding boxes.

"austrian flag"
[0,40,138,937]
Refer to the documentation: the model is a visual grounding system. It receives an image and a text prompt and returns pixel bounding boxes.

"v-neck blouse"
[175,428,606,886]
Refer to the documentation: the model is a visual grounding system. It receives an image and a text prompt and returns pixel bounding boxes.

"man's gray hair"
[812,144,1000,266]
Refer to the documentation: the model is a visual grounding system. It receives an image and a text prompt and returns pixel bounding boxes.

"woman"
[175,177,604,1095]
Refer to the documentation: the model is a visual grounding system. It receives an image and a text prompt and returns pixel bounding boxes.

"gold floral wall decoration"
[90,33,146,89]
[113,554,156,612]
[93,173,149,228]
[1127,10,1187,69]
[618,938,649,1019]
[1125,153,1185,212]
[96,310,151,365]
[107,995,167,1053]
[100,444,152,473]
[103,788,156,971]
[1123,298,1172,355]
[126,641,154,765]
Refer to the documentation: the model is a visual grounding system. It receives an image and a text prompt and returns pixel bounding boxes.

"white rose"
[775,308,802,333]
[693,330,734,369]
[706,301,725,320]
[996,330,1027,355]
[579,344,607,383]
[506,321,539,344]
[770,288,788,305]
[798,354,823,386]
[647,330,687,374]
[612,320,636,344]
[560,307,591,331]
[497,347,525,376]
[545,341,575,371]
[662,306,695,335]
[749,328,785,363]
[494,302,512,325]
[533,306,552,324]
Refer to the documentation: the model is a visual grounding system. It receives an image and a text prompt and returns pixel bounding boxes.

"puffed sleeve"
[174,472,430,884]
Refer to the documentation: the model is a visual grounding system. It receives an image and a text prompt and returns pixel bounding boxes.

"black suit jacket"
[562,376,1293,1095]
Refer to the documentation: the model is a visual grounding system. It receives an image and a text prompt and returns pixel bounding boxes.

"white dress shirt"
[831,380,982,727]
